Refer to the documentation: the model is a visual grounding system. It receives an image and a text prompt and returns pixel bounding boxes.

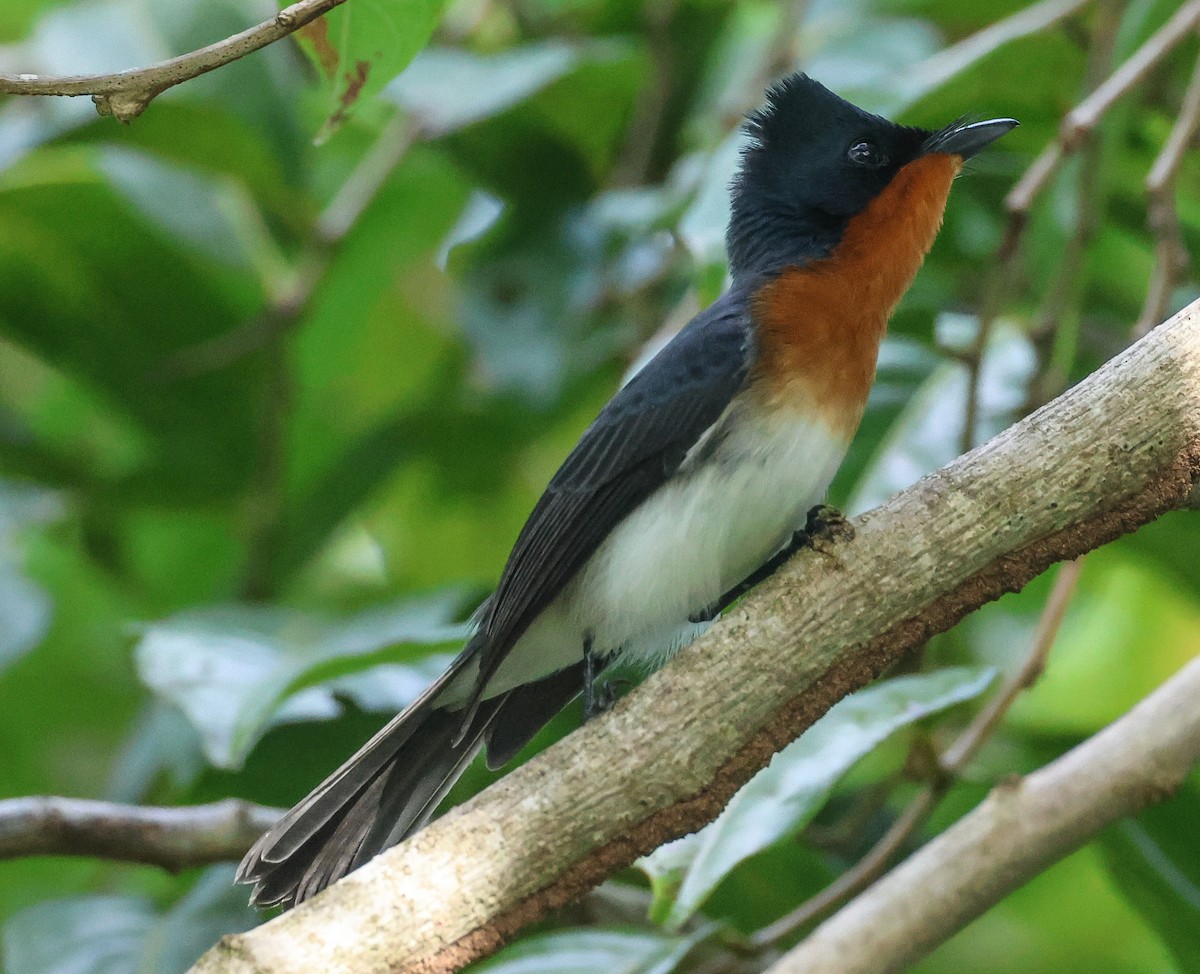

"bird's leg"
[582,632,603,722]
[689,505,854,623]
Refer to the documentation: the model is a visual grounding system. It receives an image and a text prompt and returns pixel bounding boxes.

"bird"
[237,72,1016,908]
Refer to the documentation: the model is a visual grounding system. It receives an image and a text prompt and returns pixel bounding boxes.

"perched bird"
[238,73,1016,908]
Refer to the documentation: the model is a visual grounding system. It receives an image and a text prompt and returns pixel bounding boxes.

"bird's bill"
[922,118,1019,160]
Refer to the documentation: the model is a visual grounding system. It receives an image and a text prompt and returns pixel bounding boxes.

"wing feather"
[474,291,755,687]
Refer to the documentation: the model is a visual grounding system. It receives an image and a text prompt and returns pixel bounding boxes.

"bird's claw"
[798,504,854,555]
[583,676,631,722]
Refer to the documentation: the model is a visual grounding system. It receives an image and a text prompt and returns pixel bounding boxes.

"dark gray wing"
[473,290,755,689]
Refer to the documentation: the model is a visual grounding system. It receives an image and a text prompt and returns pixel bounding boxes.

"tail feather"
[239,699,499,907]
[368,713,490,852]
[237,648,591,909]
[484,662,587,769]
[243,651,475,873]
[292,773,389,906]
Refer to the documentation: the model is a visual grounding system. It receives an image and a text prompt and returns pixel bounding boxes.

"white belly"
[474,410,850,698]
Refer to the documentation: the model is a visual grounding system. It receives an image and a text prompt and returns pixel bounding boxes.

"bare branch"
[939,558,1082,768]
[1063,1,1200,138]
[188,300,1200,974]
[962,0,1200,450]
[750,558,1084,945]
[1007,0,1200,212]
[1135,47,1200,339]
[767,651,1200,974]
[0,0,349,121]
[0,797,281,871]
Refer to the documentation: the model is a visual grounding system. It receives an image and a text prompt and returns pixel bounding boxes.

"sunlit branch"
[0,0,349,122]
[961,0,1200,452]
[188,300,1200,974]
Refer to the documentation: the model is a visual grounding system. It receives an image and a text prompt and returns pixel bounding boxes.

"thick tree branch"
[0,797,281,871]
[191,300,1200,974]
[0,0,348,121]
[767,651,1200,974]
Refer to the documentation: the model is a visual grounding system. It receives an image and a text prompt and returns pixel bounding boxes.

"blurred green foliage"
[0,0,1198,972]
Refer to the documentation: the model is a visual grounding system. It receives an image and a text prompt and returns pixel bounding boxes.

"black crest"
[727,74,930,282]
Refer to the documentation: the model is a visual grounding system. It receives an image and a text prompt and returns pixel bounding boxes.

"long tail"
[236,645,584,908]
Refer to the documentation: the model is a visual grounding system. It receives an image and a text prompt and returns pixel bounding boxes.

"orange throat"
[753,153,961,438]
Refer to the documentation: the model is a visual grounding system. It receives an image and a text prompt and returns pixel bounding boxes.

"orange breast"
[752,153,961,438]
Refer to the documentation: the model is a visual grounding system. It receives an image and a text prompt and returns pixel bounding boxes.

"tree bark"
[189,300,1200,974]
[0,797,280,870]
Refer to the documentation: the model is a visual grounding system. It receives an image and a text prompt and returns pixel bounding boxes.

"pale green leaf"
[640,667,996,928]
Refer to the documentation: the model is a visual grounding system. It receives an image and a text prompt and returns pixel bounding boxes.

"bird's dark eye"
[847,141,886,167]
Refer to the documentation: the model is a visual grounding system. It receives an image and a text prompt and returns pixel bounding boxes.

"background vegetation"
[0,0,1198,971]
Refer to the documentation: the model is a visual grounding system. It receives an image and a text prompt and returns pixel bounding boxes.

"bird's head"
[727,74,1017,282]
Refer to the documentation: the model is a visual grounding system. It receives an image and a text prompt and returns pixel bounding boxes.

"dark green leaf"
[1098,783,1200,972]
[472,927,708,974]
[0,480,62,670]
[639,667,996,928]
[2,866,257,974]
[3,868,256,974]
[134,591,470,768]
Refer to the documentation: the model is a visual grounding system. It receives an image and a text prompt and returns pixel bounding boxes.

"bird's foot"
[687,506,854,624]
[583,676,632,722]
[799,504,855,556]
[582,633,625,722]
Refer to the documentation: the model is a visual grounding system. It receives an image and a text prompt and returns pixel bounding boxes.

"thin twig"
[239,339,294,601]
[961,0,1200,452]
[768,652,1200,974]
[1010,0,1200,208]
[1064,0,1200,138]
[317,115,421,243]
[1135,46,1200,339]
[0,0,349,122]
[939,559,1083,768]
[1027,0,1122,409]
[0,797,281,871]
[607,0,680,187]
[750,559,1084,947]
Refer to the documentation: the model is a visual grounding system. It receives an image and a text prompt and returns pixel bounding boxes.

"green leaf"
[472,926,708,974]
[677,131,742,274]
[290,0,447,140]
[387,42,582,136]
[1007,557,1200,736]
[95,146,285,281]
[1,865,257,974]
[639,666,996,929]
[0,148,269,502]
[0,480,63,671]
[1097,783,1200,973]
[134,590,470,768]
